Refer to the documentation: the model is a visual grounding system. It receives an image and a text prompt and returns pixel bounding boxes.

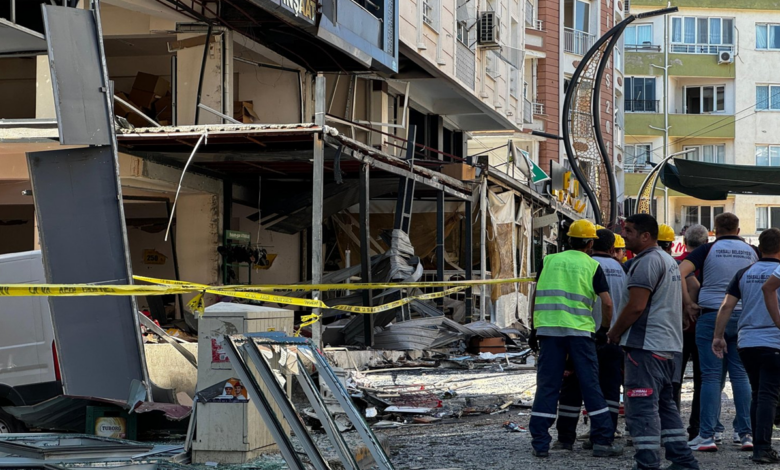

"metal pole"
[114,95,161,127]
[311,73,326,348]
[360,163,374,346]
[171,55,177,126]
[464,197,473,323]
[198,103,241,124]
[10,0,16,23]
[480,177,488,321]
[193,23,213,124]
[436,188,445,306]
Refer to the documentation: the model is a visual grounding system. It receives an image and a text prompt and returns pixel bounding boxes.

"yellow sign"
[143,249,167,265]
[95,417,127,439]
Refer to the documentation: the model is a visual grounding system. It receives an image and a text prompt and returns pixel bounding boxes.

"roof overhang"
[0,19,47,57]
[395,43,522,132]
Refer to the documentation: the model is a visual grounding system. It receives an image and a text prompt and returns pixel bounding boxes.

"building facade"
[625,0,780,235]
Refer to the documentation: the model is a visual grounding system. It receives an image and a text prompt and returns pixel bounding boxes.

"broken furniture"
[192,303,294,464]
[221,332,395,470]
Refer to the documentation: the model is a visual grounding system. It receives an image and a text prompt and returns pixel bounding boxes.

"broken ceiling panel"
[0,19,47,56]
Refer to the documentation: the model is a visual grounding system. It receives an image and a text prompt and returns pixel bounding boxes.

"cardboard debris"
[234,101,261,124]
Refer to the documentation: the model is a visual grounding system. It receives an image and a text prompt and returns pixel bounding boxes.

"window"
[756,24,780,50]
[671,16,734,54]
[564,0,590,33]
[683,144,726,164]
[625,24,653,48]
[683,205,724,231]
[457,21,467,44]
[756,207,780,231]
[486,51,498,78]
[625,77,657,112]
[756,85,780,111]
[684,85,725,114]
[756,145,780,166]
[423,0,439,29]
[626,144,652,171]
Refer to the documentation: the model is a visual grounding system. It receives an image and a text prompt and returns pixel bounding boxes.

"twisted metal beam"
[561,7,678,227]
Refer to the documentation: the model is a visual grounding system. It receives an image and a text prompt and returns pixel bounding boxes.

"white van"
[0,251,62,432]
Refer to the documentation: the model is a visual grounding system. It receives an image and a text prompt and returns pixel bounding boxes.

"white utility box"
[192,302,294,464]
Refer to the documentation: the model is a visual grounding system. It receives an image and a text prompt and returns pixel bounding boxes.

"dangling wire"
[165,132,207,241]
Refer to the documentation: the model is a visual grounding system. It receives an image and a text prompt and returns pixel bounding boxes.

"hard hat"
[614,234,626,249]
[567,219,597,239]
[658,224,675,242]
[595,224,605,230]
[622,256,628,263]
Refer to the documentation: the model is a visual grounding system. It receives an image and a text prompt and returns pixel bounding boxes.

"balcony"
[533,102,544,115]
[626,113,735,139]
[670,44,735,55]
[626,99,659,113]
[525,0,534,27]
[625,44,662,52]
[564,28,596,56]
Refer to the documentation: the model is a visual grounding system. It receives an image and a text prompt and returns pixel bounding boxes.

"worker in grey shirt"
[713,228,780,463]
[680,212,756,451]
[608,214,699,470]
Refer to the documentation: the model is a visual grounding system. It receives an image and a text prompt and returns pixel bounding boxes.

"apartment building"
[505,0,626,219]
[624,0,780,235]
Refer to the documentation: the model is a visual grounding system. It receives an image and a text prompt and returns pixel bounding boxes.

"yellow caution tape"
[0,276,532,327]
[295,313,321,337]
[133,275,536,292]
[0,284,197,297]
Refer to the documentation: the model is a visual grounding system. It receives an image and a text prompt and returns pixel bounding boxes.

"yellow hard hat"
[658,224,675,242]
[567,219,597,239]
[614,234,626,249]
[595,224,605,230]
[622,256,628,263]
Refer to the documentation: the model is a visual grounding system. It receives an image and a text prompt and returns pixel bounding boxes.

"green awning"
[660,158,780,200]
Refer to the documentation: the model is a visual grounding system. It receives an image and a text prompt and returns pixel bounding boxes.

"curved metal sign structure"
[561,7,678,227]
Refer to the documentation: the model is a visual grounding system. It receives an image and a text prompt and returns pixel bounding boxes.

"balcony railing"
[534,19,543,31]
[625,99,660,113]
[625,44,662,52]
[533,102,544,115]
[670,43,734,55]
[523,98,533,124]
[564,27,596,55]
[525,0,534,27]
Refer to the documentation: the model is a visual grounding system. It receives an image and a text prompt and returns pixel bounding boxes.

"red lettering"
[627,388,653,398]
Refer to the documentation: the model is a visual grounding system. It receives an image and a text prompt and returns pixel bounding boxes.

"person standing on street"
[680,213,756,452]
[553,229,627,450]
[712,228,780,463]
[529,219,622,459]
[607,213,699,470]
[673,224,710,441]
[614,234,627,265]
[658,224,676,256]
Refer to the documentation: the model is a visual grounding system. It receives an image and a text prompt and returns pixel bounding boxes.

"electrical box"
[192,302,294,464]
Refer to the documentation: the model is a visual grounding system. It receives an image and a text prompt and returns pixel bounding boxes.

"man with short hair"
[658,224,676,256]
[607,213,699,470]
[529,219,622,459]
[680,213,756,452]
[712,228,780,463]
[553,229,627,451]
[673,224,709,441]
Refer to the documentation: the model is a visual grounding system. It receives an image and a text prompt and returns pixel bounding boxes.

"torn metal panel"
[0,19,47,56]
[0,435,152,460]
[27,146,148,401]
[41,5,112,145]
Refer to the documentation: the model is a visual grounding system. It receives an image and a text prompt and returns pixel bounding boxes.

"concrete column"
[36,56,55,119]
[176,32,229,125]
[176,193,221,305]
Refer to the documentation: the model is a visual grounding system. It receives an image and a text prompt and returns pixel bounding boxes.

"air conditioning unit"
[718,50,734,64]
[477,11,500,47]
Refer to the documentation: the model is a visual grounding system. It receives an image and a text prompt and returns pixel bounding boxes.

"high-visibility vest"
[534,250,599,333]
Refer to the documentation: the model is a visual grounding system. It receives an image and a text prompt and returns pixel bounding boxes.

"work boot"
[551,441,573,451]
[753,448,780,464]
[582,439,593,450]
[665,464,701,470]
[593,443,624,457]
[532,448,549,458]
